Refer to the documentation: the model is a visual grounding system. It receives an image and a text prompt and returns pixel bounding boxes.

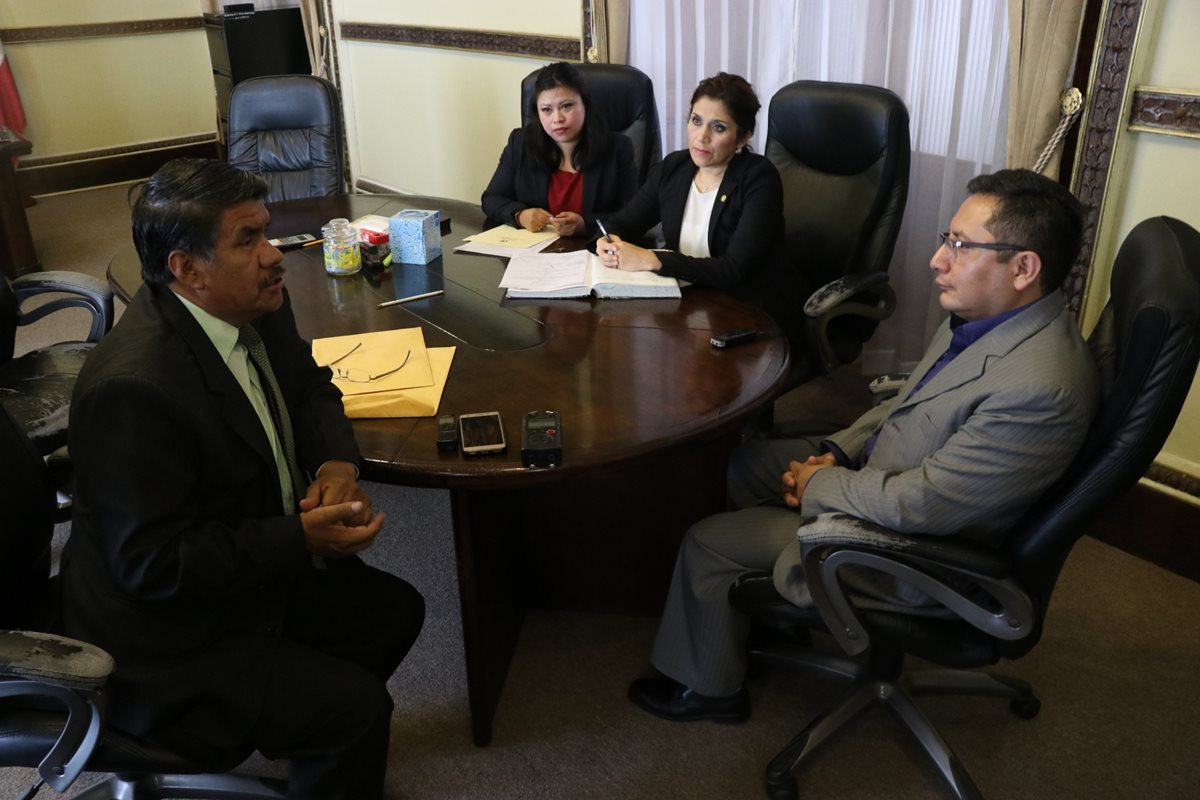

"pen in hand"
[596,219,613,244]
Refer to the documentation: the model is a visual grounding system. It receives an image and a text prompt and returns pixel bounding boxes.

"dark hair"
[690,72,761,144]
[130,158,269,285]
[524,62,607,172]
[966,168,1085,292]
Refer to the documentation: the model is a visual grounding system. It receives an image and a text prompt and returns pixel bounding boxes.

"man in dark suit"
[62,158,424,799]
[629,168,1099,723]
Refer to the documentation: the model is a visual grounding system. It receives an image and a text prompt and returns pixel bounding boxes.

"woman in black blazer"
[482,62,637,238]
[599,73,802,338]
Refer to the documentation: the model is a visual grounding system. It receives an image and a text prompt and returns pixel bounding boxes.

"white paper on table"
[498,250,590,291]
[454,237,557,258]
[464,224,558,248]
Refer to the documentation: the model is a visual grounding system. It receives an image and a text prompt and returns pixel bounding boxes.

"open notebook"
[499,250,681,299]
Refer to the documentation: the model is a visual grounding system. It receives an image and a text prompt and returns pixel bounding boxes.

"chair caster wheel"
[1010,696,1041,719]
[764,774,799,800]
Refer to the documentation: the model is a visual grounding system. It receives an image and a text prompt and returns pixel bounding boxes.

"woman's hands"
[597,234,662,272]
[516,208,584,238]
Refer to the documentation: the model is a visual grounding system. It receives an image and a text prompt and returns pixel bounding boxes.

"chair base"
[759,661,1038,800]
[61,771,287,800]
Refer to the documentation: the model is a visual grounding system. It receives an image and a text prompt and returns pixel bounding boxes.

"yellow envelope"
[339,347,455,418]
[312,328,433,396]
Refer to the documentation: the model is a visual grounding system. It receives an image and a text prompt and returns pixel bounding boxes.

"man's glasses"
[938,232,1030,260]
[322,342,412,384]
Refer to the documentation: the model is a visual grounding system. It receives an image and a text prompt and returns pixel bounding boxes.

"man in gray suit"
[629,169,1099,722]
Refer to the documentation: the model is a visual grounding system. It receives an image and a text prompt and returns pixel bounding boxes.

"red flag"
[0,39,26,133]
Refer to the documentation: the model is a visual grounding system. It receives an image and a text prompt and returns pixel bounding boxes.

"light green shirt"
[174,291,296,513]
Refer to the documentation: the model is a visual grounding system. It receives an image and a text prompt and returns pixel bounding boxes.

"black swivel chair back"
[521,63,662,186]
[227,74,345,203]
[765,80,911,376]
[0,271,113,456]
[732,216,1200,799]
[0,402,286,799]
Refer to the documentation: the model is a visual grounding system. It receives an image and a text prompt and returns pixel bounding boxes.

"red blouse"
[547,169,584,216]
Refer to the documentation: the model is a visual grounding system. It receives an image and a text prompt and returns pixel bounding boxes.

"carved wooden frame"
[1129,86,1200,139]
[1067,0,1150,313]
[0,18,201,43]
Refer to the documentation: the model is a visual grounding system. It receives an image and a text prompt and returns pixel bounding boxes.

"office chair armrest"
[0,632,111,794]
[797,513,1035,656]
[803,274,897,374]
[868,372,909,404]
[803,272,891,318]
[0,630,114,690]
[11,271,116,343]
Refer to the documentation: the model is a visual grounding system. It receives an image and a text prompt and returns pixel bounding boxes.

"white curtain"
[629,0,1010,370]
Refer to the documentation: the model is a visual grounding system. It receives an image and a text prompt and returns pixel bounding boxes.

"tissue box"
[389,209,442,265]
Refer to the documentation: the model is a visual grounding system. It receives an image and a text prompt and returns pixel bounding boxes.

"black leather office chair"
[765,80,910,382]
[0,404,286,799]
[227,74,344,203]
[521,63,662,186]
[0,270,114,456]
[730,216,1200,799]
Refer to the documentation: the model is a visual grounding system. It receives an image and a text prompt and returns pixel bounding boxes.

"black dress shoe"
[628,676,750,723]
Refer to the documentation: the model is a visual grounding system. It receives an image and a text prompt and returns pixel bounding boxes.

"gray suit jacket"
[805,290,1098,546]
[774,290,1098,607]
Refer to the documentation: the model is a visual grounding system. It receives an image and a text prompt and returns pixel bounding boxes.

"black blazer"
[481,127,638,237]
[606,149,805,341]
[61,283,359,751]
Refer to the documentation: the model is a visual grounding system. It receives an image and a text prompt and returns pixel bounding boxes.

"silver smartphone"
[459,411,506,455]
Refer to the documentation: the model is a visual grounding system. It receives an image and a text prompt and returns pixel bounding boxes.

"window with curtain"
[629,0,1010,371]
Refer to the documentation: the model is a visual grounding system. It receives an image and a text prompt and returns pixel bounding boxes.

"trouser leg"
[261,557,425,799]
[727,435,822,509]
[285,556,426,682]
[650,506,803,697]
[252,640,394,800]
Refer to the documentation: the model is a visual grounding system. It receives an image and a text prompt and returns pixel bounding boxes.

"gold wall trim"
[1130,86,1200,140]
[1068,0,1148,314]
[1146,463,1200,499]
[338,22,580,61]
[0,17,202,44]
[18,134,218,169]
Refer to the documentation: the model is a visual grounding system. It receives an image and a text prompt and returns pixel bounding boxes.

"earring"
[735,145,744,154]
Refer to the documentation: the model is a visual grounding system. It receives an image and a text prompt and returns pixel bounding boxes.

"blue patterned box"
[388,209,442,265]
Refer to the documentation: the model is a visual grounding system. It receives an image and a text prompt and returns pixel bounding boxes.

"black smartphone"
[710,328,757,348]
[268,232,318,250]
[459,411,506,455]
[436,414,458,452]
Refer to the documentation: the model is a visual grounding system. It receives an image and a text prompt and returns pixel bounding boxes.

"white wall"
[333,0,581,202]
[0,0,215,161]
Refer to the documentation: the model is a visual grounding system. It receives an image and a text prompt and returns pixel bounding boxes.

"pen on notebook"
[596,219,613,243]
[301,238,324,248]
[377,290,444,308]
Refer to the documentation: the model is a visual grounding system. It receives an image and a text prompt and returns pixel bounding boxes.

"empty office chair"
[227,74,344,203]
[0,403,287,799]
[521,63,662,186]
[729,215,1200,799]
[765,80,910,382]
[0,270,114,456]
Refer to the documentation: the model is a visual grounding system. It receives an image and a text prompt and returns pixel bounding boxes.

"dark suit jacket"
[605,149,805,342]
[61,283,359,752]
[481,126,637,237]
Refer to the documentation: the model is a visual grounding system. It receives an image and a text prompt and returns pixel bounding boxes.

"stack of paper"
[499,251,681,300]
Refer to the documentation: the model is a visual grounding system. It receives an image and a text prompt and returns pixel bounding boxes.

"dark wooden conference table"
[108,193,790,745]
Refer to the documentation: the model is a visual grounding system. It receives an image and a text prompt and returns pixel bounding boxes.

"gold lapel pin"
[720,194,728,203]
